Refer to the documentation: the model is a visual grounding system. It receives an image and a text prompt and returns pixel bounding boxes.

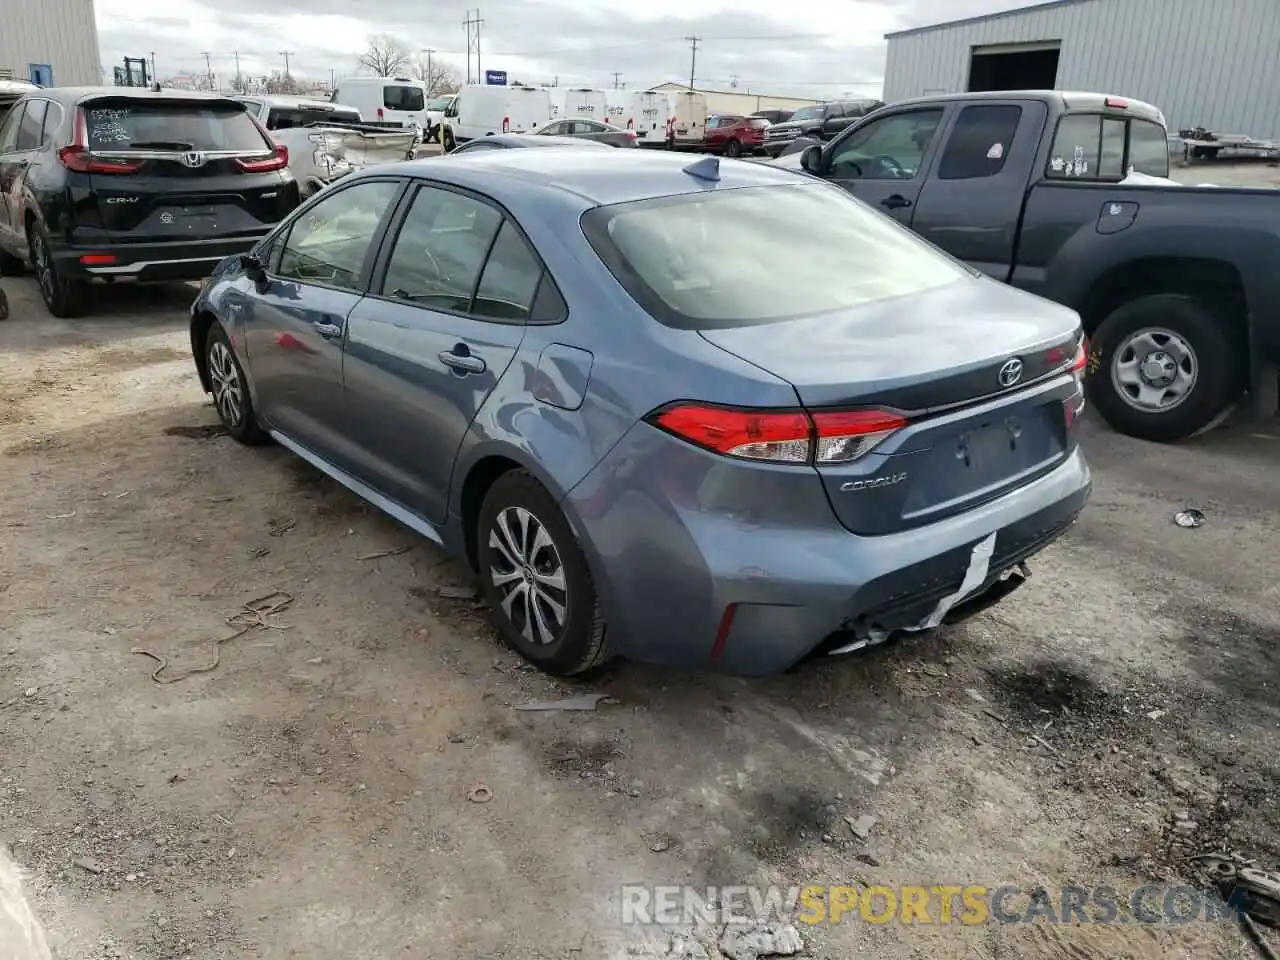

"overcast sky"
[95,0,1040,99]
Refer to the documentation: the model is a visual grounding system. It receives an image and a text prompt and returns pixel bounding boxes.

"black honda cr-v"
[0,87,300,317]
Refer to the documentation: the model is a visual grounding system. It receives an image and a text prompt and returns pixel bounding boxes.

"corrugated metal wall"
[0,0,103,86]
[883,0,1280,139]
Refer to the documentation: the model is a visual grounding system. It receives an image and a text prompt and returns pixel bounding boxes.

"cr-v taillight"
[234,144,289,173]
[57,110,144,174]
[648,403,907,465]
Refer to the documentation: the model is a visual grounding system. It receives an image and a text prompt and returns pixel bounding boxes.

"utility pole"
[201,52,213,91]
[463,9,484,84]
[684,36,700,90]
[729,73,739,89]
[233,50,242,91]
[612,72,623,89]
[421,48,435,93]
[280,50,293,78]
[148,51,156,83]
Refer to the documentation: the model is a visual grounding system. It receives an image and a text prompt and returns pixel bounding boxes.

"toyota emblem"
[998,358,1024,388]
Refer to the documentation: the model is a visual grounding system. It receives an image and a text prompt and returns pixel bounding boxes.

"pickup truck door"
[911,99,1048,281]
[817,105,949,226]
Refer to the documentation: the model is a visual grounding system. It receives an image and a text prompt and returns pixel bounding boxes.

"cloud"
[94,0,1037,99]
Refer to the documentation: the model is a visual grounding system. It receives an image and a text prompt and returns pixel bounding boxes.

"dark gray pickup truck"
[770,90,1280,442]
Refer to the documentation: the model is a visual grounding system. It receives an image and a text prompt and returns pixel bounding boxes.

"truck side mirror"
[800,144,824,174]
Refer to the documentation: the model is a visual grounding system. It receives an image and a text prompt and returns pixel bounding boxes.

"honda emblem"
[182,152,206,168]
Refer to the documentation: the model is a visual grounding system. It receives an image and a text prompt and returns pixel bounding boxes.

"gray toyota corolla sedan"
[189,149,1091,677]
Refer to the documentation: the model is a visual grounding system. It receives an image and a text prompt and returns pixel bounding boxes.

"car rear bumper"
[54,235,269,282]
[564,427,1091,676]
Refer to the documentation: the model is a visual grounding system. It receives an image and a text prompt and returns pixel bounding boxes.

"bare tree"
[265,71,297,94]
[412,56,460,96]
[359,35,411,77]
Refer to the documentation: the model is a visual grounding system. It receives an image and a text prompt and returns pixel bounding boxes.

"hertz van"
[627,90,672,146]
[561,87,609,122]
[331,76,428,134]
[446,84,553,143]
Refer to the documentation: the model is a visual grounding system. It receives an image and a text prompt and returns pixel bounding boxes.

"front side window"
[380,186,502,312]
[384,85,425,112]
[827,107,944,181]
[582,182,969,329]
[276,180,401,291]
[937,104,1022,180]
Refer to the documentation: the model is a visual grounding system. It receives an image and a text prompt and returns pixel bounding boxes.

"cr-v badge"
[840,473,907,492]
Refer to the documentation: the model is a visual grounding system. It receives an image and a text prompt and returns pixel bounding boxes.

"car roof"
[38,86,248,107]
[463,134,610,149]
[889,89,1163,122]
[402,148,810,207]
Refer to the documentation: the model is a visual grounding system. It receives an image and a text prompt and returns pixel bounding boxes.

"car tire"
[724,138,742,158]
[0,249,24,276]
[443,127,457,153]
[476,470,611,676]
[28,222,89,319]
[0,285,8,322]
[1086,294,1242,442]
[205,322,266,445]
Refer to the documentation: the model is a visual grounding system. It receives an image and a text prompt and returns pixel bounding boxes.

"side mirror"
[800,144,824,174]
[240,252,266,282]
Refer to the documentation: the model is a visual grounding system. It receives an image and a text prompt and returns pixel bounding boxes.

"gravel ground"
[0,275,1277,960]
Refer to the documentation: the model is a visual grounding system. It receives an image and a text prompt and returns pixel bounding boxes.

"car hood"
[765,119,814,134]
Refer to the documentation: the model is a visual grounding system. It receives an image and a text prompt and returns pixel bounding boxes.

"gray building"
[0,0,102,87]
[883,0,1280,140]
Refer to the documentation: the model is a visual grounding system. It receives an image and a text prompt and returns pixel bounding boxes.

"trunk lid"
[699,279,1084,535]
[74,96,294,240]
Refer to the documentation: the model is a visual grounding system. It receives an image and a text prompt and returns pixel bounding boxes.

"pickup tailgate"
[699,278,1085,535]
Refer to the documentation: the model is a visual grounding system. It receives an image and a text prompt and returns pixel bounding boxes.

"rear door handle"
[315,322,342,339]
[438,350,486,374]
[881,194,912,210]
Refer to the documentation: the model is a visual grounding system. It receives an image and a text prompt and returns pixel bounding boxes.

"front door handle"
[439,350,486,374]
[881,194,912,210]
[314,322,342,339]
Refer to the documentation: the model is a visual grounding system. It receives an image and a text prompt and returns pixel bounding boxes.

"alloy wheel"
[30,231,54,304]
[208,340,244,427]
[1110,326,1199,412]
[487,505,568,646]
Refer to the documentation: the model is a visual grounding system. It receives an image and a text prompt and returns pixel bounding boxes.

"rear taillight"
[648,403,906,465]
[1071,337,1088,383]
[376,107,385,119]
[625,129,637,139]
[235,144,289,173]
[58,109,144,174]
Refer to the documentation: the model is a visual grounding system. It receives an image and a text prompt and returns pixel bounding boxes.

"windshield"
[582,183,969,329]
[428,96,454,111]
[790,105,823,121]
[384,85,425,111]
[83,100,268,151]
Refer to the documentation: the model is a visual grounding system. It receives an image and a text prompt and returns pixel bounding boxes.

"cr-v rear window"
[383,86,425,111]
[83,100,269,151]
[581,182,970,330]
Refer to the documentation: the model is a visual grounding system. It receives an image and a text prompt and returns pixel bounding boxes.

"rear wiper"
[124,140,197,150]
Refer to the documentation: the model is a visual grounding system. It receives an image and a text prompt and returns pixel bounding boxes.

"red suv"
[701,115,769,158]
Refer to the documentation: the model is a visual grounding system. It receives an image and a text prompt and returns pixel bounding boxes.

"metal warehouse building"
[883,0,1280,140]
[0,0,103,86]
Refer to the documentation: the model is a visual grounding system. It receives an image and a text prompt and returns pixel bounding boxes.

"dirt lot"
[1,275,1277,960]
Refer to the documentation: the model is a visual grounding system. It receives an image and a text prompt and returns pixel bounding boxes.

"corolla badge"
[998,357,1024,387]
[840,473,908,493]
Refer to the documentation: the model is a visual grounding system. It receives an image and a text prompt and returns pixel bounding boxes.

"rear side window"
[16,99,46,149]
[472,221,543,322]
[582,182,969,329]
[83,101,269,151]
[383,85,425,112]
[937,105,1022,180]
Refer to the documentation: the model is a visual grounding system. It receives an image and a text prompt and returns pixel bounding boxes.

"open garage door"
[968,41,1061,92]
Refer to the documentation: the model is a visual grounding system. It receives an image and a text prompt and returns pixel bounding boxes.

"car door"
[342,183,541,523]
[243,177,404,466]
[0,100,33,253]
[818,106,948,226]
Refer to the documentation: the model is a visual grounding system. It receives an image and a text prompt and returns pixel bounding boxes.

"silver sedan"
[533,117,639,148]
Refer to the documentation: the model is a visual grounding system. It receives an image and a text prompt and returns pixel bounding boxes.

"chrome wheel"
[487,505,567,646]
[208,340,244,427]
[1110,326,1198,413]
[30,231,54,303]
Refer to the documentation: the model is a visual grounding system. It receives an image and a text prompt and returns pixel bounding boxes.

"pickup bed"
[771,90,1280,442]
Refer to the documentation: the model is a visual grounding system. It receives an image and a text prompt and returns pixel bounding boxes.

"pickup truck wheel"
[1087,294,1242,442]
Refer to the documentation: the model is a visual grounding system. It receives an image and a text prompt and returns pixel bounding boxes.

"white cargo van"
[446,85,553,142]
[627,91,672,147]
[560,87,608,123]
[603,89,630,127]
[670,91,709,146]
[331,77,428,133]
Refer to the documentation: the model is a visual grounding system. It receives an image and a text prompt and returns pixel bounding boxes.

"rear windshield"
[581,183,970,329]
[383,85,425,111]
[747,118,769,128]
[266,105,360,129]
[83,101,267,151]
